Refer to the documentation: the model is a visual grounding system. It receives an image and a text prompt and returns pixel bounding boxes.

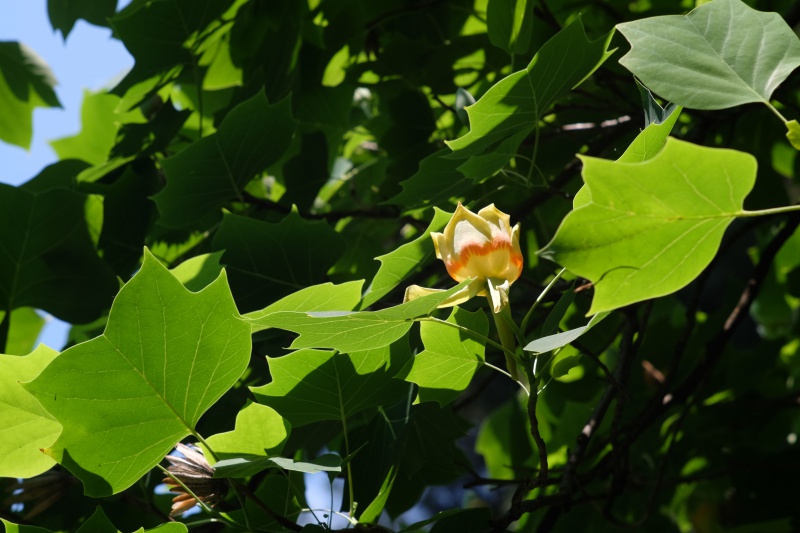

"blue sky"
[1,1,132,349]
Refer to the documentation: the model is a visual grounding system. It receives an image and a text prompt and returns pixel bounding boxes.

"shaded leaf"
[170,251,225,292]
[48,0,117,38]
[387,149,474,210]
[0,345,60,478]
[155,93,296,228]
[617,0,800,110]
[0,184,118,323]
[2,308,46,356]
[251,344,410,427]
[540,138,756,314]
[24,250,251,496]
[487,0,534,56]
[74,507,117,533]
[0,42,60,149]
[213,211,346,313]
[360,208,451,309]
[446,18,615,158]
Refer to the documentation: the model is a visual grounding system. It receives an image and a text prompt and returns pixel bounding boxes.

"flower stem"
[491,302,520,382]
[523,364,548,485]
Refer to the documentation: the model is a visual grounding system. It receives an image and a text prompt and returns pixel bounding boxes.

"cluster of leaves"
[2,0,800,531]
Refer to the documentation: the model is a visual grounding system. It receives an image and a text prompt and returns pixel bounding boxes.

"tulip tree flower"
[405,203,524,379]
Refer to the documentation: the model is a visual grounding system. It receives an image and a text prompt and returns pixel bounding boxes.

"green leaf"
[360,208,451,309]
[387,149,474,210]
[48,0,117,38]
[50,91,145,165]
[170,251,225,292]
[205,402,290,461]
[395,403,466,478]
[1,519,55,533]
[551,354,582,378]
[155,93,297,228]
[2,308,45,356]
[213,211,346,313]
[786,120,800,151]
[110,0,235,98]
[0,184,118,324]
[251,344,410,427]
[446,17,615,158]
[399,308,488,407]
[245,280,364,333]
[0,345,60,478]
[0,42,60,149]
[454,129,529,182]
[524,312,610,354]
[359,466,397,524]
[75,507,117,533]
[244,280,470,353]
[487,0,534,56]
[636,78,679,128]
[23,249,251,496]
[475,396,533,480]
[212,452,343,477]
[616,0,800,110]
[573,104,682,208]
[267,454,342,474]
[539,138,756,315]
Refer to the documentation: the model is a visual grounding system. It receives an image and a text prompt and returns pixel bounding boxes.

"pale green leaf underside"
[617,0,800,110]
[245,281,364,333]
[524,311,610,354]
[245,280,470,353]
[0,345,60,478]
[399,308,488,407]
[540,138,756,315]
[24,249,251,496]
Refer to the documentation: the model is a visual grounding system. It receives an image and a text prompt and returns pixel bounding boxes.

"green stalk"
[491,301,520,382]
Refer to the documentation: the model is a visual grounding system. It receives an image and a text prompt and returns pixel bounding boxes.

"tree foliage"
[2,0,800,531]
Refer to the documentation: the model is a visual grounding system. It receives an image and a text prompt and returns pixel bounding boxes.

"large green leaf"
[48,0,117,38]
[398,308,488,407]
[617,0,800,110]
[244,281,470,354]
[23,249,251,496]
[0,184,118,324]
[251,345,410,427]
[539,138,757,315]
[387,149,474,210]
[573,105,682,208]
[360,208,451,309]
[213,211,346,313]
[0,345,60,478]
[155,93,297,228]
[0,42,60,149]
[445,17,615,158]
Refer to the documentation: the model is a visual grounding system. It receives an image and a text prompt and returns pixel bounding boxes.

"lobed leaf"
[540,138,756,315]
[24,249,251,496]
[617,0,800,110]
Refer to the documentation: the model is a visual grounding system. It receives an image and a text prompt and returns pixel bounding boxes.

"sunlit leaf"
[399,307,488,407]
[0,345,60,478]
[205,402,290,462]
[24,249,251,496]
[540,138,756,314]
[446,17,615,158]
